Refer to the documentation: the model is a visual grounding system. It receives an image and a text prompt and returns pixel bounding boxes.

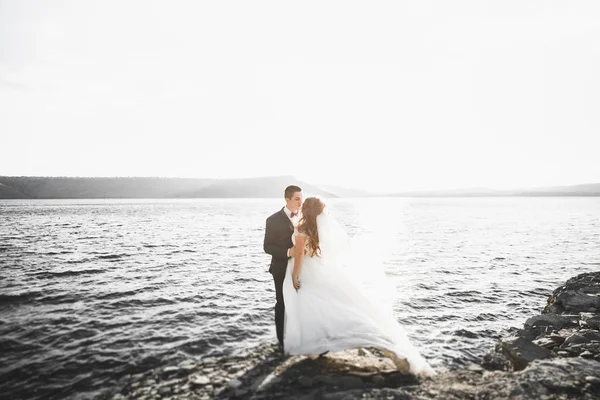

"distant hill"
[1,176,599,199]
[0,182,27,199]
[180,176,336,198]
[385,183,600,197]
[511,183,600,196]
[0,176,337,199]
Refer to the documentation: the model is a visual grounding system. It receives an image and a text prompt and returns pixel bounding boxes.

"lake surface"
[1,197,599,399]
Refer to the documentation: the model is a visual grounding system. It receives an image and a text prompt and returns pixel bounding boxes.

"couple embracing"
[263,185,435,377]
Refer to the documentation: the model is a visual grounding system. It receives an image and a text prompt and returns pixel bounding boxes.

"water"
[1,197,599,399]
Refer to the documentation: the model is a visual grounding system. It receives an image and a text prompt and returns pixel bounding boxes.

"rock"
[549,331,566,344]
[496,336,555,370]
[253,373,282,392]
[562,333,587,347]
[157,386,171,395]
[466,363,484,373]
[583,331,600,342]
[337,376,365,390]
[357,348,374,357]
[371,374,386,386]
[544,272,600,314]
[233,388,248,397]
[189,374,210,386]
[524,314,576,330]
[481,351,509,371]
[227,364,244,373]
[110,272,600,400]
[298,376,313,387]
[532,337,559,349]
[314,375,338,385]
[585,376,600,385]
[582,316,600,329]
[226,378,242,391]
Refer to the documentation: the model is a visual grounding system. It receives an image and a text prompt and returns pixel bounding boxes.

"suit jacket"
[264,207,294,274]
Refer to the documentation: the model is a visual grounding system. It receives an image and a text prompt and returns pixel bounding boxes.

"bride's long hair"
[298,197,325,257]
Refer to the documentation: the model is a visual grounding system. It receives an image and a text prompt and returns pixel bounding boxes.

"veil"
[316,211,397,314]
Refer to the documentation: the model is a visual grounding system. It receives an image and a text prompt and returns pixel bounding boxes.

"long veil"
[316,211,397,315]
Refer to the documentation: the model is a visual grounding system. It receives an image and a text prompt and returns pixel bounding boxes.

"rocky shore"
[107,272,600,399]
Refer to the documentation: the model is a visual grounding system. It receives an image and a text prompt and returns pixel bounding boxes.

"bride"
[282,197,435,377]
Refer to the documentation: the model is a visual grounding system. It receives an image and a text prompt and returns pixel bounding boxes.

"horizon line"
[1,175,599,194]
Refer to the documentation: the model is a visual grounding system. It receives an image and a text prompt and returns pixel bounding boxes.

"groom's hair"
[285,185,302,199]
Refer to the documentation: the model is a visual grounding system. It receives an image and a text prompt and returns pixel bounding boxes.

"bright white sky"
[1,1,599,192]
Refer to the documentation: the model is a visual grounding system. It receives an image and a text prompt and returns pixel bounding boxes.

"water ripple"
[0,197,599,400]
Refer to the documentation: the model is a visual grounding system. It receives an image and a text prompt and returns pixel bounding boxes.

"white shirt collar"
[284,206,299,219]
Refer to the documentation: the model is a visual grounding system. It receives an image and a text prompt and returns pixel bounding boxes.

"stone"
[583,316,600,329]
[337,376,365,390]
[226,378,243,390]
[189,374,210,386]
[481,351,509,371]
[544,273,600,314]
[371,375,386,386]
[585,376,600,385]
[314,375,338,385]
[532,337,559,349]
[549,332,566,344]
[583,331,600,342]
[562,333,587,347]
[496,336,555,370]
[253,373,282,392]
[298,376,313,387]
[358,348,374,357]
[524,314,575,329]
[157,386,171,395]
[108,272,600,400]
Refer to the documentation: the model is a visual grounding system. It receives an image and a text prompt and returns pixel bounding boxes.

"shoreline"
[106,272,600,399]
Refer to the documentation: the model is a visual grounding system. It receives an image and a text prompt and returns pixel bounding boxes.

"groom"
[263,185,303,347]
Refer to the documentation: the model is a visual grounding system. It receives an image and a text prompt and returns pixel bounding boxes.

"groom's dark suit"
[263,207,294,346]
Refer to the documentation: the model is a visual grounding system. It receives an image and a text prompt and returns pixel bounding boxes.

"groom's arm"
[263,218,290,260]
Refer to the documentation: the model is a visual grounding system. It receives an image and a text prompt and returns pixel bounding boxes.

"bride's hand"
[293,276,301,290]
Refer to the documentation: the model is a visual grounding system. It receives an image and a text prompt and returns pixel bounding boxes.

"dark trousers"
[271,266,286,345]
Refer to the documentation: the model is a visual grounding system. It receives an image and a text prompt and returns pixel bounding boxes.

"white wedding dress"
[282,212,435,377]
